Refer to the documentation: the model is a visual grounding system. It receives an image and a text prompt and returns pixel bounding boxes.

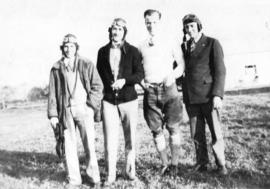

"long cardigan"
[47,55,104,128]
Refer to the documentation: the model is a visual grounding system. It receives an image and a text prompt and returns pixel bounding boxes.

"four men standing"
[47,10,227,188]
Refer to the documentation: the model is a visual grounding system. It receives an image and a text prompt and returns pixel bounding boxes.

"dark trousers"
[186,102,226,167]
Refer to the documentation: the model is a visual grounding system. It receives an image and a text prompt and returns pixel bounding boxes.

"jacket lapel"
[58,60,70,105]
[117,42,128,79]
[77,56,85,87]
[103,43,115,81]
[190,34,207,57]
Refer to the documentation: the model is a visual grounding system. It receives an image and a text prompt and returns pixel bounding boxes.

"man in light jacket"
[47,34,104,188]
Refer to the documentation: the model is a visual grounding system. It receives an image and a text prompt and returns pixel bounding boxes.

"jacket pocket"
[203,76,213,84]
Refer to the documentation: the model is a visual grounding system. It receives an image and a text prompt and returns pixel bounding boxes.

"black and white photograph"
[0,0,269,188]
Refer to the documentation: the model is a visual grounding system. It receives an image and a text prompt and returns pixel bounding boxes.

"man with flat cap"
[181,14,228,175]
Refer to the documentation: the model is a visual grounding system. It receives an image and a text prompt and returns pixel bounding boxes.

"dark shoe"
[216,165,228,175]
[83,174,99,187]
[188,164,207,173]
[170,165,178,177]
[160,165,170,176]
[126,174,138,181]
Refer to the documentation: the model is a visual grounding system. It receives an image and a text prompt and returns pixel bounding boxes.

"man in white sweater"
[139,9,185,175]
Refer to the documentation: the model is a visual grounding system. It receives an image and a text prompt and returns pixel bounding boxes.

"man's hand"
[213,96,223,110]
[50,117,59,129]
[163,74,175,87]
[111,79,126,90]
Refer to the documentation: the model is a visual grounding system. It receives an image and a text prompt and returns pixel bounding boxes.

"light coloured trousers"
[65,104,100,185]
[102,99,138,182]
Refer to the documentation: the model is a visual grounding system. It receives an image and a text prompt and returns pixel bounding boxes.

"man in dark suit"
[97,18,144,183]
[181,14,228,175]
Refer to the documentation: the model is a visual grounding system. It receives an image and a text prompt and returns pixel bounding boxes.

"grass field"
[0,92,269,189]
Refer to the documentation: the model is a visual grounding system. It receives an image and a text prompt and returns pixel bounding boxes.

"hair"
[108,18,128,41]
[182,14,202,32]
[143,9,162,19]
[60,33,79,54]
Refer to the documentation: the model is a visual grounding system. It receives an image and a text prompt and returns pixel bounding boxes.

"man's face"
[184,22,200,39]
[63,43,76,58]
[111,24,125,43]
[144,12,160,36]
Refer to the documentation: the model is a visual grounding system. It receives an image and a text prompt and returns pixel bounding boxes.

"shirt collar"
[193,32,203,43]
[110,41,127,54]
[62,55,78,72]
[111,41,123,48]
[147,34,163,47]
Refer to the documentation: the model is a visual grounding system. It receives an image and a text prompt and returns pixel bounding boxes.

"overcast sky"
[1,0,270,89]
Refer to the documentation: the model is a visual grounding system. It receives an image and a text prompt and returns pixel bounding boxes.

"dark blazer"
[181,34,226,105]
[97,41,144,105]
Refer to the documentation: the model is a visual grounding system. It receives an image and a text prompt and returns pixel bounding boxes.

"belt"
[149,82,164,88]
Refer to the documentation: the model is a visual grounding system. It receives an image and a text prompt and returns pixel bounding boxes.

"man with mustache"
[97,18,144,184]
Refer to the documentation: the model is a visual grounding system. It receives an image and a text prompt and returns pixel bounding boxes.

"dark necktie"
[189,38,196,52]
[148,37,155,46]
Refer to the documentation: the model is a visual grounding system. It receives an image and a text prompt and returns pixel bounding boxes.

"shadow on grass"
[228,169,270,189]
[181,167,270,189]
[0,150,66,183]
[135,159,270,189]
[97,158,139,181]
[1,149,269,188]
